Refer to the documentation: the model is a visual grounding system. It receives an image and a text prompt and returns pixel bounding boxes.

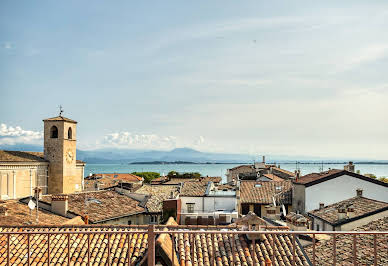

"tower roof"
[43,116,77,123]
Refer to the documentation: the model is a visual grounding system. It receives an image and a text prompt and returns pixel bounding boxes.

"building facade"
[0,115,85,200]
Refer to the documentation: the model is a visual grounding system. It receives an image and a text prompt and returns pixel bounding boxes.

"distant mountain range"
[0,144,387,164]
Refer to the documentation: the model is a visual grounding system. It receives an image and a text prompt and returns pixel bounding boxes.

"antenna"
[59,105,64,116]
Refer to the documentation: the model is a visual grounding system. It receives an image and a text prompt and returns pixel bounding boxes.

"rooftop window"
[255,184,262,188]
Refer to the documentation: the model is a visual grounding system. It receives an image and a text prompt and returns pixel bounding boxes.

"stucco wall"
[305,174,388,213]
[180,196,236,213]
[0,164,49,199]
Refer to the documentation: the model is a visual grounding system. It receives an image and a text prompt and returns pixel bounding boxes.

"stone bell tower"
[43,110,80,194]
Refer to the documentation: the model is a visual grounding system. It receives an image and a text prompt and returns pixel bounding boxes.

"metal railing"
[0,225,387,265]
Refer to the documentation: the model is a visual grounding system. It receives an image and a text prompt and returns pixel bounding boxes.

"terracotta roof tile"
[0,201,68,226]
[0,150,85,164]
[43,116,77,123]
[84,173,143,190]
[240,180,293,205]
[173,229,310,265]
[308,196,388,225]
[40,191,145,223]
[305,216,388,265]
[295,169,343,185]
[0,226,147,265]
[134,185,179,213]
[0,150,47,162]
[180,182,209,197]
[262,173,285,181]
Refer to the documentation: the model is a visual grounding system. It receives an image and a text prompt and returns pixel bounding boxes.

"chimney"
[347,204,355,218]
[337,206,347,220]
[262,156,265,163]
[295,170,300,181]
[356,188,363,197]
[84,215,89,224]
[34,187,42,200]
[170,191,174,199]
[51,195,69,216]
[344,161,355,173]
[319,203,324,210]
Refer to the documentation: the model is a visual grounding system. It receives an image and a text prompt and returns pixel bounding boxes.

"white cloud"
[0,123,43,145]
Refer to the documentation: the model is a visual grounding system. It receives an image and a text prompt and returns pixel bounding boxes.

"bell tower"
[43,109,80,194]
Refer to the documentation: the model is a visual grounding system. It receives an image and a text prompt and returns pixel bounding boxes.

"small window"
[68,127,72,139]
[50,126,58,138]
[255,184,262,188]
[276,186,282,191]
[316,224,320,231]
[187,203,195,213]
[150,215,158,224]
[128,220,132,225]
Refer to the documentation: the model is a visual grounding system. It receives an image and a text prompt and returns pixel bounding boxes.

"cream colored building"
[0,115,85,200]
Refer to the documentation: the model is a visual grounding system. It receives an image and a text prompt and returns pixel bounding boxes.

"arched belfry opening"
[50,126,58,138]
[68,127,72,139]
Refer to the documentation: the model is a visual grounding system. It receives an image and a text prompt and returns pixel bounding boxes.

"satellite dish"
[28,199,36,210]
[282,204,287,216]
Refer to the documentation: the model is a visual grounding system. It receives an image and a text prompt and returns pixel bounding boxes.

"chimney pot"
[51,195,69,216]
[356,188,363,197]
[319,203,324,210]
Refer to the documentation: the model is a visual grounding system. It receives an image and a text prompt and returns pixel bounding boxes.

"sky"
[1,1,388,159]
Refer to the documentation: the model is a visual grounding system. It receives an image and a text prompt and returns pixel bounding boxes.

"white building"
[179,181,238,225]
[293,168,388,214]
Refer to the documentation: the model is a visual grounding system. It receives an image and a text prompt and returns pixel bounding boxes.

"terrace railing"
[0,225,387,265]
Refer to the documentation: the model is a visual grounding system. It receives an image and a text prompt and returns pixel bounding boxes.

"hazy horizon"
[1,1,388,160]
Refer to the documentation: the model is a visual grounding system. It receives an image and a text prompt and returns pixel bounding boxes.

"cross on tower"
[59,105,64,116]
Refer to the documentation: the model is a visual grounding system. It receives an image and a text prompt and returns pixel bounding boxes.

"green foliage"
[378,177,388,183]
[167,171,201,179]
[132,172,160,183]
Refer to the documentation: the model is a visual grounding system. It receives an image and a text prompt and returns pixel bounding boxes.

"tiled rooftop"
[294,169,343,185]
[239,180,293,205]
[0,150,47,162]
[308,196,388,225]
[262,173,285,181]
[40,191,145,223]
[0,200,68,226]
[180,182,209,197]
[305,216,388,265]
[134,185,179,213]
[84,173,143,190]
[174,229,310,265]
[0,150,85,164]
[0,227,147,265]
[43,116,77,123]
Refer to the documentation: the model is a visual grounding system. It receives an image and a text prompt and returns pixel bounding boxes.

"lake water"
[85,163,388,183]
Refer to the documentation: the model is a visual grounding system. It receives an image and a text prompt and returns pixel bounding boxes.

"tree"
[132,172,160,183]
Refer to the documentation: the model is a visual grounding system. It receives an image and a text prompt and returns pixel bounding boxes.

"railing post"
[312,234,316,266]
[47,233,50,265]
[292,234,296,266]
[108,233,111,266]
[332,234,336,265]
[353,234,357,265]
[87,233,91,266]
[68,233,71,266]
[148,224,155,266]
[373,234,377,266]
[7,234,10,266]
[27,234,30,266]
